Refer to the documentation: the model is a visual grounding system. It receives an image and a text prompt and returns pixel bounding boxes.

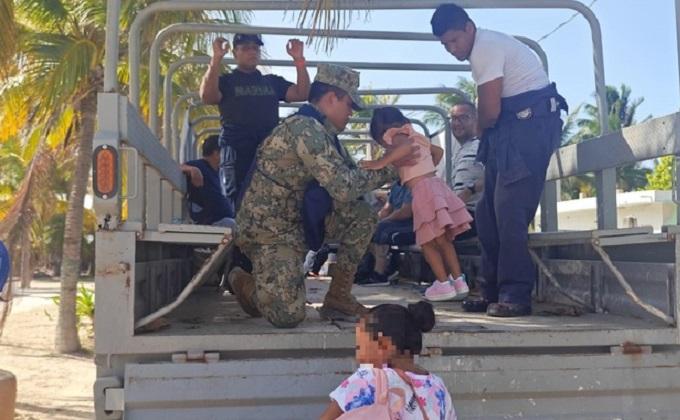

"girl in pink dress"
[361,107,473,302]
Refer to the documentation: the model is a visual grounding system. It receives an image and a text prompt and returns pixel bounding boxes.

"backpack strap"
[374,368,407,417]
[372,368,389,405]
[393,368,430,420]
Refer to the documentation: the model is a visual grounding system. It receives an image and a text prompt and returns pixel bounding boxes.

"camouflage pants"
[239,199,377,328]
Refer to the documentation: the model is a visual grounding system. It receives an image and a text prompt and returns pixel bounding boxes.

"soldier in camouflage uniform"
[229,64,400,328]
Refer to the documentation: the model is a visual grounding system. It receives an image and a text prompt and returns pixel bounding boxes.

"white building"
[536,190,677,232]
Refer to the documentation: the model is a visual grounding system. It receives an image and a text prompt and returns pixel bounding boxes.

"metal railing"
[163,55,472,155]
[186,114,430,161]
[148,22,550,140]
[177,87,454,163]
[101,0,611,229]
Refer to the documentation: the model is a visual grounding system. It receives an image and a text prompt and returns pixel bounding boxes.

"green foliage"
[646,156,674,191]
[425,77,477,131]
[52,284,94,328]
[561,84,651,198]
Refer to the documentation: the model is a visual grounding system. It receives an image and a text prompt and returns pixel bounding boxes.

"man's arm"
[476,77,503,133]
[293,119,397,203]
[180,164,204,187]
[458,177,484,202]
[452,141,484,205]
[383,202,412,222]
[200,38,228,105]
[378,201,393,220]
[457,188,473,203]
[284,39,311,102]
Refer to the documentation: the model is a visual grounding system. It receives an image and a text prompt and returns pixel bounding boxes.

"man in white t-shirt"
[431,4,568,317]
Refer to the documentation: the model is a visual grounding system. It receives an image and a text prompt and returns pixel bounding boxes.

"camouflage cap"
[314,63,364,110]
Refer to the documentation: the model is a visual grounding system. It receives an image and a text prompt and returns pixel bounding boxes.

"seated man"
[449,100,484,240]
[355,181,413,286]
[181,135,235,228]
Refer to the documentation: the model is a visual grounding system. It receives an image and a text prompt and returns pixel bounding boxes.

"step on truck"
[93,1,680,418]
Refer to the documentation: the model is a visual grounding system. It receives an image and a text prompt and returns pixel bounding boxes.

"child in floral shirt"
[319,302,457,419]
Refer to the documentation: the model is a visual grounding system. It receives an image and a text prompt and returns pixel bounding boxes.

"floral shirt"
[329,366,456,420]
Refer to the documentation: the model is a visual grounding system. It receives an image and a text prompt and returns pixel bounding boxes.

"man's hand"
[212,37,230,60]
[286,39,305,61]
[360,159,385,170]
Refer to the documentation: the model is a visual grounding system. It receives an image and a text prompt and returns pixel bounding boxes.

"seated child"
[320,301,457,419]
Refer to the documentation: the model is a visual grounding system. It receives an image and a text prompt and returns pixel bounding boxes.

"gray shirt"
[451,138,483,211]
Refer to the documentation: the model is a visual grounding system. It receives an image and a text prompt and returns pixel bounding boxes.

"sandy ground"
[0,278,95,419]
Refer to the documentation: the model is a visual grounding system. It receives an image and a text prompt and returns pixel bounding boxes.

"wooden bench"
[139,223,232,245]
[134,223,235,331]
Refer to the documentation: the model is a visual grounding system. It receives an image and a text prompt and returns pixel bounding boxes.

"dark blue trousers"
[476,83,566,306]
[372,218,414,245]
[219,124,272,209]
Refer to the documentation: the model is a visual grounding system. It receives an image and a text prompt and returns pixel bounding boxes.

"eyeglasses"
[450,114,472,123]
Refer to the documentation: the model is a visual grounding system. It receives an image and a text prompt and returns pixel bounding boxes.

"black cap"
[233,33,264,47]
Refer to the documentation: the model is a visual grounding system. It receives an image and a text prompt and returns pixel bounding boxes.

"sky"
[241,0,679,126]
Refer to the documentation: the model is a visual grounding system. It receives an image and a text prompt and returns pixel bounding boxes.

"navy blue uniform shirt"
[185,159,234,224]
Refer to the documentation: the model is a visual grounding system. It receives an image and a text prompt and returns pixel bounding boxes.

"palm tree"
[4,0,247,352]
[557,105,599,200]
[575,84,648,141]
[424,77,476,131]
[435,77,477,108]
[567,84,651,194]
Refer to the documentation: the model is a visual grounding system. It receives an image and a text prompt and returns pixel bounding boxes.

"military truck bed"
[142,277,669,340]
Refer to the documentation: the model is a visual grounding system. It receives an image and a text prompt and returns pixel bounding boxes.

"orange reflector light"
[93,145,118,199]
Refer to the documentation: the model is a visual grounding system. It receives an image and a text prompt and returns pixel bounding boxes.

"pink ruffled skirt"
[411,176,473,246]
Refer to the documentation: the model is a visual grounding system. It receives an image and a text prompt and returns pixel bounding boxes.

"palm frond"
[22,126,43,162]
[15,0,68,30]
[294,1,368,52]
[0,84,32,141]
[47,107,75,149]
[22,33,98,114]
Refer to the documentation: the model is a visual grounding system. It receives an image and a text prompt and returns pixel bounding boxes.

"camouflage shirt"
[236,109,396,246]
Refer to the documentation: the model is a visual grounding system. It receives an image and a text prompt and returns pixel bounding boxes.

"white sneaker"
[450,275,469,301]
[424,280,458,302]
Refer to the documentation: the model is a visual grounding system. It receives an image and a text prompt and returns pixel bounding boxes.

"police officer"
[229,64,408,328]
[431,4,567,317]
[200,33,310,206]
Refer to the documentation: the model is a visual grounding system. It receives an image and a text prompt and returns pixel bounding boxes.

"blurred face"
[438,23,475,61]
[233,42,261,69]
[450,104,477,141]
[355,318,394,366]
[205,149,221,168]
[325,92,355,131]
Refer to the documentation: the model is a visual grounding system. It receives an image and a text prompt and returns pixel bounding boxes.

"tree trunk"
[55,88,97,353]
[19,224,31,289]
